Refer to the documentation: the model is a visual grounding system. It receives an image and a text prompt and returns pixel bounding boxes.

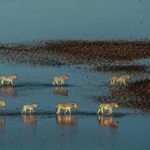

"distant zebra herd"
[0,73,131,115]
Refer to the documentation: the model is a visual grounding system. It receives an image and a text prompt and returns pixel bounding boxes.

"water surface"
[0,55,149,150]
[0,0,150,42]
[0,0,150,149]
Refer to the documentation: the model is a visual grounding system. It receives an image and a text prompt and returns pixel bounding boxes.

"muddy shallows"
[94,65,150,73]
[94,79,150,111]
[0,40,150,65]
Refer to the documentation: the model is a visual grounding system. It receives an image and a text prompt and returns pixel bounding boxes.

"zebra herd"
[0,73,131,115]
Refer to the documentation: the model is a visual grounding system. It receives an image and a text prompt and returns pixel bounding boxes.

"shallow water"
[0,114,150,150]
[0,0,150,149]
[0,53,149,150]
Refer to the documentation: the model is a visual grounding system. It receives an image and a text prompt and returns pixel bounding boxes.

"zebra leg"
[68,109,71,114]
[22,109,27,114]
[97,108,100,114]
[1,80,4,85]
[123,80,126,86]
[108,108,112,115]
[53,80,58,85]
[100,108,104,115]
[61,80,64,85]
[53,80,56,85]
[110,79,113,85]
[56,81,59,85]
[22,109,25,114]
[64,109,68,114]
[7,80,11,85]
[56,108,61,114]
[10,80,13,86]
[112,80,115,86]
[119,80,122,86]
[29,109,32,114]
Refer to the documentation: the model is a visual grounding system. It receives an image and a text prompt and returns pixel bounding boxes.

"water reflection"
[53,86,68,96]
[22,115,37,125]
[0,86,17,97]
[97,115,119,128]
[0,117,5,129]
[56,114,77,126]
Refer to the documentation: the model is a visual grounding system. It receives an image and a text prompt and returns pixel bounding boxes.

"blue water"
[0,0,150,149]
[0,0,150,42]
[0,56,150,150]
[0,114,150,150]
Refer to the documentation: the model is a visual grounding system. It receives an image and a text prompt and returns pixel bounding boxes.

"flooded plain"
[0,0,150,150]
[0,48,149,150]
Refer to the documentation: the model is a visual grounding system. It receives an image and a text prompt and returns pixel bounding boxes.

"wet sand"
[94,79,150,111]
[0,41,150,65]
[94,65,150,73]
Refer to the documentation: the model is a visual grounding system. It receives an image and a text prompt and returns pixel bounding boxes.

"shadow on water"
[0,111,129,118]
[0,83,73,88]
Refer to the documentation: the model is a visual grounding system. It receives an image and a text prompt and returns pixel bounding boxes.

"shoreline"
[0,40,150,65]
[94,79,150,111]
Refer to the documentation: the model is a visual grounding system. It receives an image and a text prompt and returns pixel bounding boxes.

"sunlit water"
[0,57,149,150]
[0,115,149,150]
